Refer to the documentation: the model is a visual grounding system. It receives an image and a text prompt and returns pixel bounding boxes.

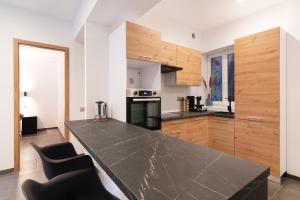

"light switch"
[80,107,85,112]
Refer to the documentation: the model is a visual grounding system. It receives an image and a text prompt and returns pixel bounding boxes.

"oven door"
[127,97,161,130]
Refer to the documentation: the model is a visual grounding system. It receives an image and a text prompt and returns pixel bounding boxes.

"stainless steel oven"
[126,89,161,130]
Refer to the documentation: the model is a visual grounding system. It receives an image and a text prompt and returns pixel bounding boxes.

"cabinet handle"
[139,56,153,60]
[247,117,263,122]
[247,122,263,126]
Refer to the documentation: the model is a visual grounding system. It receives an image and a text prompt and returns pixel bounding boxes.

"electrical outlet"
[80,107,85,112]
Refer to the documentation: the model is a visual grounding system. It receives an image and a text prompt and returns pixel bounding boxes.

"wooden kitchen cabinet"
[161,119,187,139]
[176,45,201,86]
[234,27,285,177]
[209,117,235,155]
[161,117,209,147]
[185,117,209,146]
[234,119,280,176]
[126,22,161,63]
[161,41,177,66]
[234,27,280,123]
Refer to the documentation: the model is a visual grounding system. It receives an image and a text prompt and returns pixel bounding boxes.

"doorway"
[13,39,70,171]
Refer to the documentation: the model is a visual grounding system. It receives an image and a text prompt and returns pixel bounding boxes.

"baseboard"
[284,173,300,181]
[0,168,13,175]
[37,127,58,131]
[268,175,282,184]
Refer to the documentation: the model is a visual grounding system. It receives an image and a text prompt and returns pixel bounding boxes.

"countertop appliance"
[186,96,207,112]
[127,89,161,130]
[96,101,108,120]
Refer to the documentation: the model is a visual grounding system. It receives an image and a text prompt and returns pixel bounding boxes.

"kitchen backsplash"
[161,74,203,112]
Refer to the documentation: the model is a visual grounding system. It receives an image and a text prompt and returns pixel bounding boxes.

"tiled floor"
[0,129,300,200]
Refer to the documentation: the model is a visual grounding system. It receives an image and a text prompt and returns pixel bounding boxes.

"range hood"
[161,64,183,73]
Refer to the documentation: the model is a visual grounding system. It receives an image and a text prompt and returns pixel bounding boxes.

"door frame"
[13,39,70,171]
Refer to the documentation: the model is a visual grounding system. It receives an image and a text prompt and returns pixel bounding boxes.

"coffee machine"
[95,101,108,120]
[186,96,207,112]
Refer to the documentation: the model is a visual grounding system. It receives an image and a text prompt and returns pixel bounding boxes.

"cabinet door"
[162,118,209,147]
[234,28,280,123]
[176,45,201,86]
[235,119,280,176]
[161,120,186,139]
[126,22,161,63]
[209,117,234,155]
[161,41,177,66]
[185,117,209,147]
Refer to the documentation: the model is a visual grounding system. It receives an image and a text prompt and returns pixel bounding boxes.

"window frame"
[207,49,234,108]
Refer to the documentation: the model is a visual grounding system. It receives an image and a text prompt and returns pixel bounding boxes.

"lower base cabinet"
[209,117,235,155]
[234,119,280,177]
[162,116,280,177]
[161,117,209,147]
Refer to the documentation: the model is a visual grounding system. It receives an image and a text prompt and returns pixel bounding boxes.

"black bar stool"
[31,142,95,179]
[22,168,120,200]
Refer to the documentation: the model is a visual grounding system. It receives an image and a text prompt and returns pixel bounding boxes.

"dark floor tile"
[268,180,283,199]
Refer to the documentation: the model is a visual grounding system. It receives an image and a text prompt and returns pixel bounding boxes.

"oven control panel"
[127,89,160,97]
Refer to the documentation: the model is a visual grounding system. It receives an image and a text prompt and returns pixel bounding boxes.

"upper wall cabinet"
[161,41,177,66]
[235,28,280,123]
[126,22,161,63]
[176,45,201,86]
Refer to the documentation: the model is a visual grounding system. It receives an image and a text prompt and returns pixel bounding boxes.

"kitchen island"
[65,119,269,200]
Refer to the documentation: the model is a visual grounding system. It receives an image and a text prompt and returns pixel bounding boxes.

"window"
[208,50,234,106]
[227,53,234,101]
[211,56,223,101]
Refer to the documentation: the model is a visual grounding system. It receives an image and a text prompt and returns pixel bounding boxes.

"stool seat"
[22,168,120,200]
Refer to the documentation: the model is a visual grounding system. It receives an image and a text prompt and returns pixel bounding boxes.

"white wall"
[0,4,85,171]
[199,0,300,177]
[136,14,205,112]
[201,0,300,52]
[84,22,109,119]
[287,34,300,177]
[109,23,127,122]
[73,0,98,39]
[19,45,64,129]
[57,52,65,133]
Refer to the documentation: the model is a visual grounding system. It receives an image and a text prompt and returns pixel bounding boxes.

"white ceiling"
[0,0,83,22]
[88,0,162,31]
[0,0,286,35]
[142,0,285,31]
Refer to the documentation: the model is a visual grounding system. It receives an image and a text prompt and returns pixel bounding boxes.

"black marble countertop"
[162,111,234,121]
[65,119,269,200]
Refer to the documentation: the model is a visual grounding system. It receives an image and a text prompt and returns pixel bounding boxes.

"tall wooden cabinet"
[234,27,286,177]
[235,120,280,176]
[235,28,280,123]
